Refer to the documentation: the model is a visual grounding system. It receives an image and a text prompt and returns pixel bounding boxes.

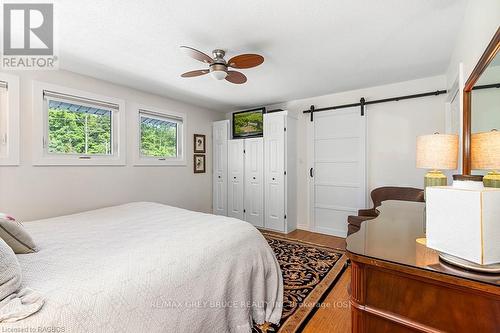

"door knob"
[218,176,221,179]
[233,176,236,179]
[253,177,256,180]
[272,177,276,181]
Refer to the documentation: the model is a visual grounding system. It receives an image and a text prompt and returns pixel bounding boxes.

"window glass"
[47,100,112,155]
[140,113,178,158]
[0,87,8,158]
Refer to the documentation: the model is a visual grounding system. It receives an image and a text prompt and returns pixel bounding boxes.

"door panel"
[244,138,264,227]
[315,186,360,208]
[311,108,366,237]
[315,161,360,185]
[228,139,244,220]
[215,180,225,212]
[212,121,228,215]
[315,111,361,138]
[268,183,281,218]
[314,207,352,236]
[264,114,285,232]
[315,138,360,161]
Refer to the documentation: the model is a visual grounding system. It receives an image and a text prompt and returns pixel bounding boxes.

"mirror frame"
[463,28,500,174]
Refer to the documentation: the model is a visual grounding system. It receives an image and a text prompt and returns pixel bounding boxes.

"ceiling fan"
[180,46,264,84]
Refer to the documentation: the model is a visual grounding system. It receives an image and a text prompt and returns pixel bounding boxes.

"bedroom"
[0,0,499,332]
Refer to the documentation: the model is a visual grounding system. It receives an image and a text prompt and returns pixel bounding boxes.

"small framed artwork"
[193,154,206,173]
[194,134,206,153]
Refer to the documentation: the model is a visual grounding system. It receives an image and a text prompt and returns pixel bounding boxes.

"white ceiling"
[56,0,466,112]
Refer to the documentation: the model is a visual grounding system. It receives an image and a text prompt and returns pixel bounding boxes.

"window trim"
[32,81,126,166]
[0,73,20,166]
[133,104,186,166]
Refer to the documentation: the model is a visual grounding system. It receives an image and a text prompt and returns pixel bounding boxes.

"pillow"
[0,238,21,301]
[0,238,45,322]
[0,216,37,254]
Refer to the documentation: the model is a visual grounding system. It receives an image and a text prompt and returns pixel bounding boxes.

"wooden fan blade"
[180,46,214,64]
[227,54,264,69]
[181,69,209,78]
[225,71,247,84]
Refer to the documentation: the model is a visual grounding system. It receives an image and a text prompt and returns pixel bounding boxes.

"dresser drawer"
[350,261,500,333]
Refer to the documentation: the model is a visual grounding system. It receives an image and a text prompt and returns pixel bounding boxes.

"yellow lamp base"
[483,171,500,188]
[424,170,447,188]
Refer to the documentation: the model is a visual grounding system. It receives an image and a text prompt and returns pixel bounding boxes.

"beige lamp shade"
[471,130,500,170]
[416,133,458,170]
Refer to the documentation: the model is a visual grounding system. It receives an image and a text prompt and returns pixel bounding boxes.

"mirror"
[471,54,500,135]
[463,28,500,174]
[471,51,500,175]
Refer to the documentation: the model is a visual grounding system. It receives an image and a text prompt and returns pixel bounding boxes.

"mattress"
[1,202,283,333]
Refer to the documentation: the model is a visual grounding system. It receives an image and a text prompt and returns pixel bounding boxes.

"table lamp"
[471,129,500,188]
[416,133,458,188]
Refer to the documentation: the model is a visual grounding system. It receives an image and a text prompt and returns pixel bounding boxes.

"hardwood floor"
[303,266,351,333]
[263,229,351,333]
[263,229,346,250]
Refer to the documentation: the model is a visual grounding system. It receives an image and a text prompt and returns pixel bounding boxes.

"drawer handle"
[272,177,276,181]
[253,177,256,180]
[233,177,236,179]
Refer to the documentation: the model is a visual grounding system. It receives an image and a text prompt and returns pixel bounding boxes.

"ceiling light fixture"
[180,46,264,84]
[209,63,228,80]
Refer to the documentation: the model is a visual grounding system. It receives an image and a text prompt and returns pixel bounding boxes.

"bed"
[1,202,283,332]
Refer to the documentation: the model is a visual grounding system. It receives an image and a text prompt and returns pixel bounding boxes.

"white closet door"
[244,138,264,227]
[228,139,245,220]
[264,113,285,231]
[309,108,366,237]
[212,121,228,215]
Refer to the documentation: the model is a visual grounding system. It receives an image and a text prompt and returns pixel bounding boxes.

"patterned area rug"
[253,233,346,333]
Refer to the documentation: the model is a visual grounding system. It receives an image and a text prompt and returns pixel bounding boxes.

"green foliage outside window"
[48,108,112,155]
[47,103,178,158]
[140,117,177,158]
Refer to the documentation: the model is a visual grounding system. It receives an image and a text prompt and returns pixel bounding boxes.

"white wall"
[257,75,447,230]
[0,70,223,221]
[446,0,500,88]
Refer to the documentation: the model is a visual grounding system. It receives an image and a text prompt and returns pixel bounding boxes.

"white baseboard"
[312,226,347,238]
[296,224,347,238]
[297,224,311,231]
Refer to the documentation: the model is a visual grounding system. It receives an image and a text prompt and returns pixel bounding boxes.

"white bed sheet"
[1,202,283,333]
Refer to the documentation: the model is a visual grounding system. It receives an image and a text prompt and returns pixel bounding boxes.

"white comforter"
[1,202,283,333]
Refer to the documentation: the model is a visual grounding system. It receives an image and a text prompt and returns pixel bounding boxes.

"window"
[0,74,20,166]
[0,81,9,159]
[47,99,112,156]
[32,82,125,165]
[135,107,186,165]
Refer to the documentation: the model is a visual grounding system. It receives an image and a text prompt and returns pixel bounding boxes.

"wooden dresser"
[346,201,500,333]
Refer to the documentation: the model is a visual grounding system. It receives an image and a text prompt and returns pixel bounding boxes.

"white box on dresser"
[426,186,500,265]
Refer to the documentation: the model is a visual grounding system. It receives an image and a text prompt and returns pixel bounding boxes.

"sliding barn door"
[228,139,245,220]
[244,138,264,227]
[213,121,228,215]
[309,108,366,237]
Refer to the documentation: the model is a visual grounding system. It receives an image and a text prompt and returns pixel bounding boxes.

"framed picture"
[193,154,206,173]
[232,107,265,139]
[194,134,206,153]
